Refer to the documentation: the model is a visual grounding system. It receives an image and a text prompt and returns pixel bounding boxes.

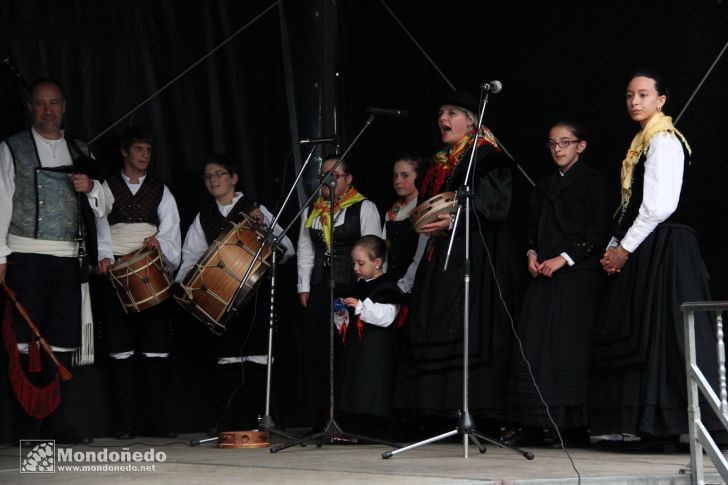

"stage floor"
[1,432,725,484]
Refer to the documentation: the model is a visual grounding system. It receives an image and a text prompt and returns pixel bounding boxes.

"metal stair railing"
[681,301,728,485]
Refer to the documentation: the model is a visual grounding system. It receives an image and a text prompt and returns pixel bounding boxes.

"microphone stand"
[256,146,320,442]
[383,91,533,461]
[271,114,400,453]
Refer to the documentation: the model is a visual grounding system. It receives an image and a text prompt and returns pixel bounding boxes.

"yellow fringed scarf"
[620,112,691,206]
[304,187,366,250]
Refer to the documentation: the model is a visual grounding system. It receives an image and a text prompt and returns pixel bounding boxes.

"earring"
[657,105,662,111]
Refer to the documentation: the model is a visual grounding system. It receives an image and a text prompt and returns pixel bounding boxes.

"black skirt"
[302,280,353,415]
[591,224,719,436]
[507,262,606,428]
[398,224,523,417]
[337,323,396,418]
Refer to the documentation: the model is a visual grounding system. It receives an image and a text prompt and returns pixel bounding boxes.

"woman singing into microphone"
[398,91,522,430]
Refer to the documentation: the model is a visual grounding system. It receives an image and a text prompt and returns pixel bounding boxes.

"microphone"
[299,137,337,144]
[366,106,409,119]
[481,80,503,94]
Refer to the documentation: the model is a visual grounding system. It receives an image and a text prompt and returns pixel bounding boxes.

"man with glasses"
[96,126,181,439]
[175,154,294,433]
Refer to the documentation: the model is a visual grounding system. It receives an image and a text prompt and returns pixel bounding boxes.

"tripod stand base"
[270,418,401,453]
[382,412,535,460]
[258,414,304,442]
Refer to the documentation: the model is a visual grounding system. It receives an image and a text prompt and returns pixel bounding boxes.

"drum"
[409,191,458,232]
[217,430,270,448]
[108,248,173,313]
[175,214,273,334]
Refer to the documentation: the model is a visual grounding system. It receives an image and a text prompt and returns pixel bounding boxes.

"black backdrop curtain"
[1,0,728,439]
[3,0,728,291]
[0,0,307,439]
[0,0,293,227]
[335,0,728,299]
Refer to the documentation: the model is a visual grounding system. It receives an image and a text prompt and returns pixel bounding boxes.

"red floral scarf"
[420,126,498,197]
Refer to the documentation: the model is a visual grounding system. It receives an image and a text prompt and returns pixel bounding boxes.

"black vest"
[107,173,164,226]
[310,201,363,287]
[199,195,258,244]
[614,138,692,239]
[384,219,418,281]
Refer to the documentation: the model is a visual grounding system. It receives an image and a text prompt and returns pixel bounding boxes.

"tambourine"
[409,191,458,232]
[217,430,270,448]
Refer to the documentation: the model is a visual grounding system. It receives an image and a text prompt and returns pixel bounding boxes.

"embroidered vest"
[107,173,163,226]
[5,131,85,241]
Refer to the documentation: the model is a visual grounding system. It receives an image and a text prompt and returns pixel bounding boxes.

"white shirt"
[297,199,382,294]
[334,297,400,330]
[0,128,114,263]
[96,171,181,271]
[397,233,428,294]
[176,193,294,283]
[608,133,684,253]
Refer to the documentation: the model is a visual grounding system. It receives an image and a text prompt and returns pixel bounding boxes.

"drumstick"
[2,285,73,382]
[129,230,160,259]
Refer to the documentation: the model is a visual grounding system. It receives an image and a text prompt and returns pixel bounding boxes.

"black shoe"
[114,429,136,440]
[56,429,93,445]
[145,427,178,439]
[628,435,684,453]
[548,427,591,448]
[501,426,544,447]
[593,435,681,453]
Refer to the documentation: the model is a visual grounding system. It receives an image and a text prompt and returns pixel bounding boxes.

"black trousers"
[98,277,172,355]
[6,253,81,348]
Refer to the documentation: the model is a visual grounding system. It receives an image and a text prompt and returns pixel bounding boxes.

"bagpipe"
[2,285,73,418]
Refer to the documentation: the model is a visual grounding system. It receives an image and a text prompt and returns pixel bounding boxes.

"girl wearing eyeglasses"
[591,71,720,446]
[503,121,608,447]
[176,154,294,433]
[395,91,522,430]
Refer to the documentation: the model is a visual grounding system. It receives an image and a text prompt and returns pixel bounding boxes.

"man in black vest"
[176,154,295,432]
[96,126,181,439]
[0,79,113,444]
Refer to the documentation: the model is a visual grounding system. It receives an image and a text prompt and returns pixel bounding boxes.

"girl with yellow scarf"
[296,155,382,431]
[591,71,720,445]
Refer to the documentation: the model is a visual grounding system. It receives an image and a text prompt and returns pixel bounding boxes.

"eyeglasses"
[546,139,581,149]
[202,171,230,181]
[319,172,349,180]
